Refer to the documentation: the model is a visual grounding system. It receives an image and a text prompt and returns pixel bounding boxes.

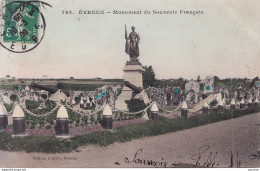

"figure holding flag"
[125,25,140,60]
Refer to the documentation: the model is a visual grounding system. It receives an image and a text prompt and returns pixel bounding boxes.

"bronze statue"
[125,25,140,60]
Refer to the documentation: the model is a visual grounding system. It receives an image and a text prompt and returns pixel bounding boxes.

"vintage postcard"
[0,0,259,169]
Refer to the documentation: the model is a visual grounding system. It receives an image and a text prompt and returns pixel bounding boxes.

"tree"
[214,76,220,82]
[10,94,18,102]
[250,77,259,88]
[197,75,201,82]
[143,65,156,88]
[213,76,220,87]
[177,78,186,89]
[126,99,147,112]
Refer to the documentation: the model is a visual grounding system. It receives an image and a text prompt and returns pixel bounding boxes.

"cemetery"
[0,26,259,154]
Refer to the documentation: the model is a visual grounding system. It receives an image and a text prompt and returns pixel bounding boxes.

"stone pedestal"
[55,119,69,135]
[248,103,253,108]
[181,109,188,118]
[202,106,208,114]
[115,64,149,111]
[13,118,26,135]
[101,116,113,129]
[101,105,113,129]
[0,115,8,131]
[230,104,235,111]
[55,105,70,137]
[240,103,245,109]
[218,105,224,113]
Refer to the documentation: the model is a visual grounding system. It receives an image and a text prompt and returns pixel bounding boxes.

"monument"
[115,25,149,111]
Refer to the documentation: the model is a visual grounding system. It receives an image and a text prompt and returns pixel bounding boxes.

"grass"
[0,85,18,90]
[41,84,106,91]
[3,103,14,112]
[0,106,259,153]
[0,80,123,90]
[25,100,42,110]
[159,106,179,113]
[163,106,178,111]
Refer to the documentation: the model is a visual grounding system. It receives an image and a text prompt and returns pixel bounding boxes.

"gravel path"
[0,112,259,168]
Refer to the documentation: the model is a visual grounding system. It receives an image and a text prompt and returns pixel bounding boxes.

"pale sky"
[0,0,259,80]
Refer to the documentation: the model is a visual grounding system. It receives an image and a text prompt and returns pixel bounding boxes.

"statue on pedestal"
[125,25,141,65]
[115,25,149,111]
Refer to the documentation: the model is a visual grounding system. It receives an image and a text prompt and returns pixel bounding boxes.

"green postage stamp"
[3,0,39,43]
[0,0,48,52]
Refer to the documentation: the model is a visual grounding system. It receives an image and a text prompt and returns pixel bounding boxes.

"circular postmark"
[0,1,49,53]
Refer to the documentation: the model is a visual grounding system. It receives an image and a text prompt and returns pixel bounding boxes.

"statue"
[115,25,148,111]
[125,25,141,65]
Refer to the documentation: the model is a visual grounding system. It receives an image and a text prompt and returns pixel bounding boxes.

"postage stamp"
[3,0,40,43]
[0,0,49,53]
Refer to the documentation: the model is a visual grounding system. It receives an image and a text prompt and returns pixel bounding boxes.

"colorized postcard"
[0,0,259,169]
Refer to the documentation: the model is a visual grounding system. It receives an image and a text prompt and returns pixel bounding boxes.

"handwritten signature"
[191,145,219,167]
[124,149,178,168]
[122,145,220,168]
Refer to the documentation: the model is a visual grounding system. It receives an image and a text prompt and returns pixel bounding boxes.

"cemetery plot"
[0,76,259,142]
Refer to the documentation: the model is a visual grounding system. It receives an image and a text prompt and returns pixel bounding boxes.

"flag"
[125,25,130,54]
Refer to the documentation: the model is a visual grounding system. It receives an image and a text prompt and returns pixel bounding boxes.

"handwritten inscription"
[191,145,219,167]
[123,146,220,168]
[124,148,178,168]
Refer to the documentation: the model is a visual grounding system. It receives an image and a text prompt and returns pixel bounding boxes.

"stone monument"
[115,25,149,111]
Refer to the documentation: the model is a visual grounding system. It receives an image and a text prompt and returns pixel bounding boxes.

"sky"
[0,0,259,80]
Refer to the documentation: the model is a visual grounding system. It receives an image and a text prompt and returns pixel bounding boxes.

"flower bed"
[4,117,147,136]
